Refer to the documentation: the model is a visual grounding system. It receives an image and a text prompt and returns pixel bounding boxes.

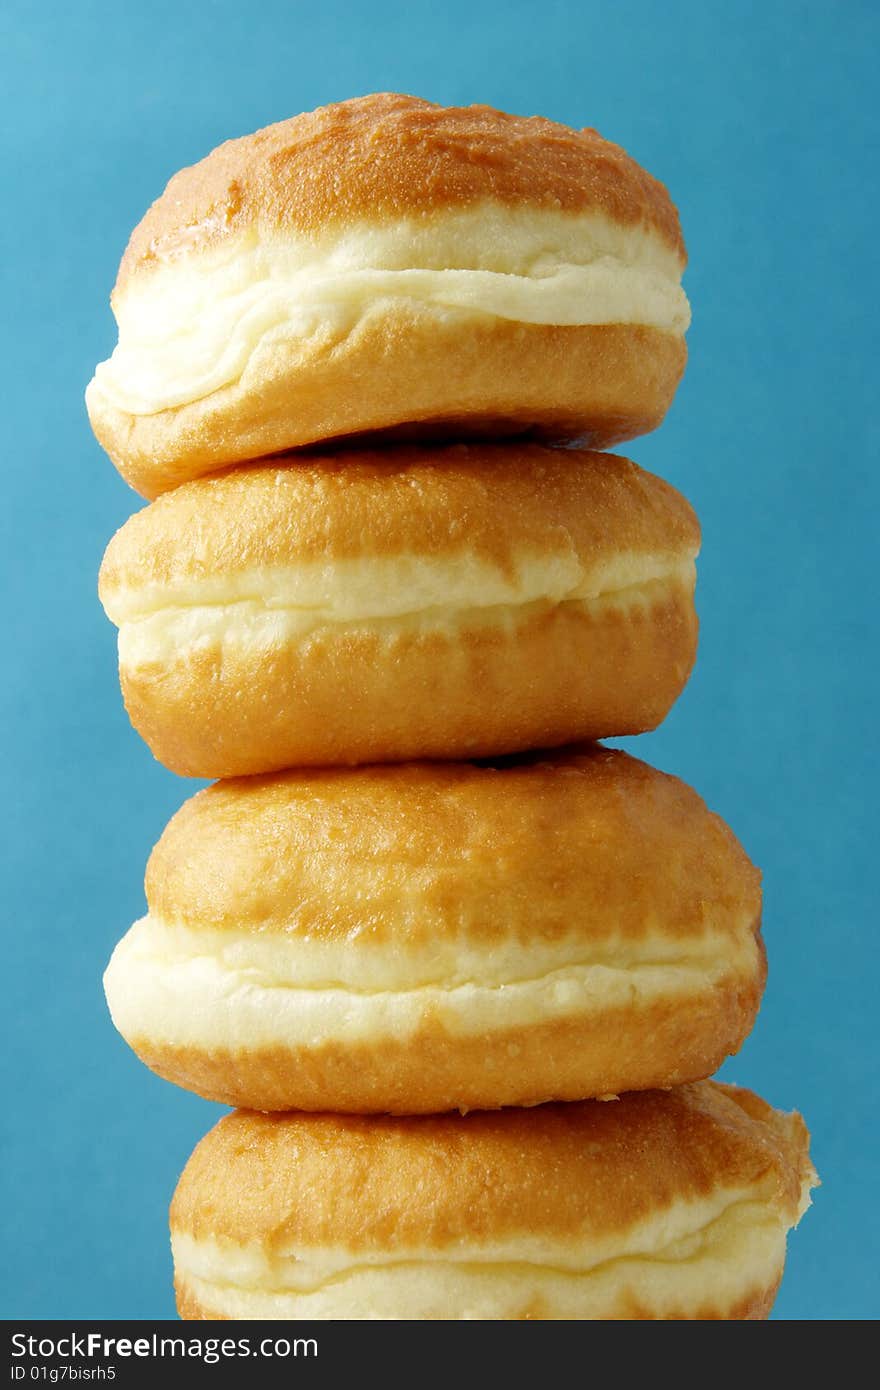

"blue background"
[2,0,876,1321]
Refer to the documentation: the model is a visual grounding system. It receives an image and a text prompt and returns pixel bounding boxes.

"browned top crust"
[144,746,758,948]
[99,443,699,598]
[170,1083,812,1251]
[116,93,685,292]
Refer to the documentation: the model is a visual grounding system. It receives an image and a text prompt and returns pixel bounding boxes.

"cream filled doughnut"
[86,94,690,497]
[103,746,764,1113]
[98,443,700,777]
[170,1083,816,1320]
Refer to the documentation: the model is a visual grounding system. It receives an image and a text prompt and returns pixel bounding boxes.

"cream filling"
[89,208,689,416]
[104,913,758,1050]
[104,553,697,667]
[172,1191,793,1320]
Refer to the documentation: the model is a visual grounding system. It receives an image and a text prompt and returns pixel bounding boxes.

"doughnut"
[85,93,690,498]
[170,1082,815,1320]
[103,745,764,1113]
[97,443,700,777]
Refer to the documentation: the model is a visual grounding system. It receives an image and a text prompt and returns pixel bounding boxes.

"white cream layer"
[104,553,697,669]
[104,912,759,1051]
[90,208,690,416]
[172,1189,795,1320]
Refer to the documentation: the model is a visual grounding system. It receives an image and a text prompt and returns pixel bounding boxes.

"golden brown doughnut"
[170,1083,816,1320]
[86,94,689,497]
[98,443,700,777]
[103,746,764,1113]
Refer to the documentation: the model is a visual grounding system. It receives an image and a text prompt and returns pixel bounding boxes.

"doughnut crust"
[85,94,689,496]
[102,745,764,1113]
[171,1083,816,1320]
[98,444,700,777]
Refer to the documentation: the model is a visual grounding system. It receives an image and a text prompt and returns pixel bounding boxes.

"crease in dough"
[104,912,760,1049]
[93,209,690,416]
[172,1192,796,1319]
[103,549,694,623]
[111,561,697,668]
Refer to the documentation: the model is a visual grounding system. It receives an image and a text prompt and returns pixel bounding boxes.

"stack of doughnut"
[89,94,815,1320]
